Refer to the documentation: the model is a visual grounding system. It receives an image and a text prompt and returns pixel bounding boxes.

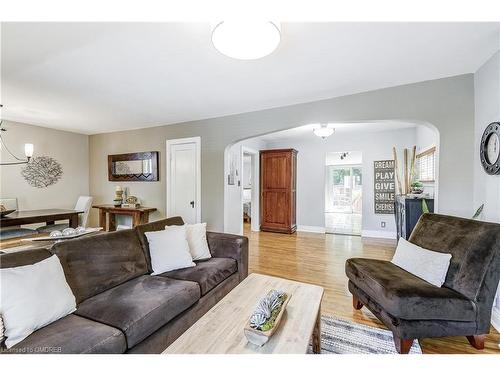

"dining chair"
[36,196,93,233]
[0,198,37,240]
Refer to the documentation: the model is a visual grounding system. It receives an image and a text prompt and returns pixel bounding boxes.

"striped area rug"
[309,315,422,354]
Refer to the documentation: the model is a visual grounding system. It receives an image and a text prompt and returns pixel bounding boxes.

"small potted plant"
[244,290,291,346]
[410,180,424,194]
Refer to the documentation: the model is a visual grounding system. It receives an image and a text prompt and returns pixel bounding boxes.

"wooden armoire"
[260,149,298,234]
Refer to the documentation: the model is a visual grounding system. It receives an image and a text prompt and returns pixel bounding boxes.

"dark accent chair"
[346,213,500,354]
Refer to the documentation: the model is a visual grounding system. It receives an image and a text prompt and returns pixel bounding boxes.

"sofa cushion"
[345,258,476,322]
[391,237,451,287]
[7,314,126,354]
[75,275,200,348]
[409,213,500,300]
[135,216,185,273]
[145,225,195,275]
[159,258,237,295]
[206,232,248,281]
[1,255,77,348]
[0,248,52,269]
[52,229,148,304]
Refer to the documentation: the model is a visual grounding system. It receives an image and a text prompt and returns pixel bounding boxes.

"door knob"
[190,201,195,208]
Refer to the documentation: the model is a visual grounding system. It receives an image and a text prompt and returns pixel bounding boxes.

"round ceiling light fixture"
[313,124,335,139]
[211,21,281,60]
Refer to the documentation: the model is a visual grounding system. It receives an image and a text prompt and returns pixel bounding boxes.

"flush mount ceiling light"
[211,21,281,60]
[313,124,335,139]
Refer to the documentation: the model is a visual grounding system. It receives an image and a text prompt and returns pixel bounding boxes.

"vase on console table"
[113,186,124,207]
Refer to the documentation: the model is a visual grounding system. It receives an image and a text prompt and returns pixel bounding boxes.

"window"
[416,147,436,182]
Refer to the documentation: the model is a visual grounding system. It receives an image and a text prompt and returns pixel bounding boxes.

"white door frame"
[241,146,260,233]
[325,163,363,214]
[166,137,201,223]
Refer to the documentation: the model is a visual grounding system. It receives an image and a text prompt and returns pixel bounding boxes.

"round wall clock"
[480,122,500,175]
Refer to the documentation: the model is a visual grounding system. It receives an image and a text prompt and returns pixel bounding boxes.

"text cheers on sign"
[374,160,396,214]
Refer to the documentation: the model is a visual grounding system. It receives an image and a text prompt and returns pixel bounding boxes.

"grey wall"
[224,137,268,234]
[89,74,475,231]
[264,127,419,237]
[242,156,252,189]
[474,50,500,223]
[415,124,438,197]
[0,121,89,214]
[416,125,437,153]
[473,50,500,319]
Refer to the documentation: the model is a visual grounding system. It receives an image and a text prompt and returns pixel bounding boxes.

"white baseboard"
[492,306,500,332]
[297,225,326,234]
[361,230,397,239]
[296,227,396,238]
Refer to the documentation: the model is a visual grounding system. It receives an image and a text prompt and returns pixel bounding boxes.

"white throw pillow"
[391,238,452,287]
[0,255,77,348]
[145,225,195,275]
[184,223,212,260]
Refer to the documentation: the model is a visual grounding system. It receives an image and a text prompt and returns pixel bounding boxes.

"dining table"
[0,209,83,228]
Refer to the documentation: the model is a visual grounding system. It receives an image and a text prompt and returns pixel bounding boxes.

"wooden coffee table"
[163,273,324,354]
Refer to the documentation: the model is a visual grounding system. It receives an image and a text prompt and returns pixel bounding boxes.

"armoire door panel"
[261,154,290,190]
[262,191,289,226]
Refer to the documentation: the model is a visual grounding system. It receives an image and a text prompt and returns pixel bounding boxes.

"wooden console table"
[92,205,157,231]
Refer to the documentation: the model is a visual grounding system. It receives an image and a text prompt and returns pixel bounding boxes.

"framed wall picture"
[108,151,159,181]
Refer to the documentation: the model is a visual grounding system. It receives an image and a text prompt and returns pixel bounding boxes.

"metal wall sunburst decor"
[21,156,63,188]
[480,122,500,175]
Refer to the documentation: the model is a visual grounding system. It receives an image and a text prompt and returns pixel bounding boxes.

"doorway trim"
[166,136,201,223]
[241,146,260,233]
[325,162,363,236]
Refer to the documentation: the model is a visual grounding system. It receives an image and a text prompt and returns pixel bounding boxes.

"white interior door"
[167,138,201,224]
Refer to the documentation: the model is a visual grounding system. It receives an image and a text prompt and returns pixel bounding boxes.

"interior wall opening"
[224,120,440,239]
[325,151,363,235]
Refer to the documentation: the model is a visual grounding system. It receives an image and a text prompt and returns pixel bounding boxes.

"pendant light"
[0,105,34,166]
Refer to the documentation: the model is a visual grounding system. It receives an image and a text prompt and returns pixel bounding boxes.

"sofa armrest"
[206,232,248,281]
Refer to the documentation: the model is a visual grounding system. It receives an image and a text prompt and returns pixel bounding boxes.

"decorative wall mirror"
[480,122,500,175]
[108,151,159,181]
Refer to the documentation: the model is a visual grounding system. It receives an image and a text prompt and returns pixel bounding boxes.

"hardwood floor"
[244,224,500,354]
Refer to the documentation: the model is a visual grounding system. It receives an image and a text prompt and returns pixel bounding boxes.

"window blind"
[417,147,436,182]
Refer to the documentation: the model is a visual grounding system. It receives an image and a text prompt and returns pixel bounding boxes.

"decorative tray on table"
[0,209,16,218]
[26,227,103,241]
[244,289,291,347]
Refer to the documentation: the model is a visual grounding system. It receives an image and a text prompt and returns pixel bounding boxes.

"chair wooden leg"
[352,295,363,310]
[466,335,485,350]
[393,334,414,354]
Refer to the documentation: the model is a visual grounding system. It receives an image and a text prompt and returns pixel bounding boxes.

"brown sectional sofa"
[0,217,248,354]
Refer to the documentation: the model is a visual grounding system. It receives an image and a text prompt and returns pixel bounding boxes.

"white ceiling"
[257,121,417,143]
[1,22,499,135]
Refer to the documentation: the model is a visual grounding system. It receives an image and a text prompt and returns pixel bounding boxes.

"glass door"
[325,165,362,235]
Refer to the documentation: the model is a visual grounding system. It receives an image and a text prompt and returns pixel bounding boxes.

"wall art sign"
[21,156,63,188]
[374,159,395,214]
